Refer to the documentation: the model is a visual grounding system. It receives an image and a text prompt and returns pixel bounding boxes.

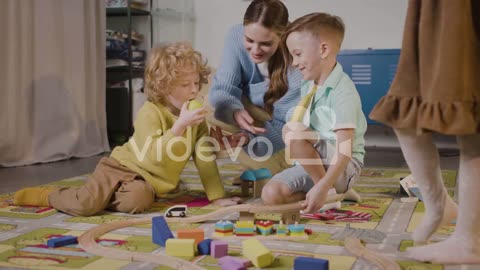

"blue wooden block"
[47,235,78,248]
[294,256,328,270]
[239,170,256,181]
[253,168,272,180]
[152,216,173,247]
[197,238,213,255]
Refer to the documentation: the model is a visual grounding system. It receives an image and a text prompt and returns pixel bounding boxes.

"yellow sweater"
[111,101,225,201]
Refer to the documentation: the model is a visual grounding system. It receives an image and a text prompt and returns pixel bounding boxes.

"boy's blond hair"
[144,42,211,104]
[282,12,345,62]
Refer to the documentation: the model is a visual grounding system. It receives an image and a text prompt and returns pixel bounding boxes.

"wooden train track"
[78,194,345,268]
[165,194,345,223]
[78,216,206,270]
[344,237,401,270]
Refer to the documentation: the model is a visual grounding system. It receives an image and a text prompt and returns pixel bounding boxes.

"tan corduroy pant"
[49,157,155,216]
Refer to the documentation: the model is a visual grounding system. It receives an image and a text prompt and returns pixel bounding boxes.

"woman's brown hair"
[243,0,289,115]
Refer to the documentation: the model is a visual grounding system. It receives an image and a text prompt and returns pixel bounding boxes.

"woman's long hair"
[243,0,289,115]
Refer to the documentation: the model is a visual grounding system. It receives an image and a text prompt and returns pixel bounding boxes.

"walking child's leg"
[407,134,480,264]
[395,128,457,243]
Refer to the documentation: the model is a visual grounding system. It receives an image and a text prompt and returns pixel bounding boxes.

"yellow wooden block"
[242,238,273,268]
[290,231,306,236]
[236,220,255,228]
[213,231,234,237]
[165,239,196,257]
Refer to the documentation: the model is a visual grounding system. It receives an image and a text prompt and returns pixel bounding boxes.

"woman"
[208,0,302,175]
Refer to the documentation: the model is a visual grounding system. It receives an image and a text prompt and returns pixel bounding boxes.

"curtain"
[0,0,110,167]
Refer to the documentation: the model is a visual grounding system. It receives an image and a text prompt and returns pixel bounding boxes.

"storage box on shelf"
[105,0,151,146]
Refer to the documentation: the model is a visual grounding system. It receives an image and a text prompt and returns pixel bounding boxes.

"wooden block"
[47,235,77,248]
[165,239,196,257]
[239,211,255,221]
[218,256,252,268]
[253,178,268,198]
[218,256,250,270]
[281,210,300,225]
[242,238,273,268]
[152,216,173,247]
[241,180,250,197]
[220,260,245,270]
[177,228,205,245]
[211,240,228,258]
[294,256,329,270]
[197,238,213,255]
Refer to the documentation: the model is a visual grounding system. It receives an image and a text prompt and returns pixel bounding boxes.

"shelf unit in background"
[106,0,152,146]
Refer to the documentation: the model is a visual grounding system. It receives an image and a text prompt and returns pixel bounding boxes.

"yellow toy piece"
[242,238,273,268]
[165,239,196,258]
[188,100,203,110]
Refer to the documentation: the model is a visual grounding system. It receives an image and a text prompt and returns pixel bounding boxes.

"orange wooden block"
[177,228,205,244]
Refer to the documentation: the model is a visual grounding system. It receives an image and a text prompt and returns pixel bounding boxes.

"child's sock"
[13,187,57,207]
[320,188,342,211]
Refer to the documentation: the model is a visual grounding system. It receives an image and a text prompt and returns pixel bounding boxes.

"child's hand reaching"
[172,101,208,136]
[212,196,243,207]
[301,182,329,213]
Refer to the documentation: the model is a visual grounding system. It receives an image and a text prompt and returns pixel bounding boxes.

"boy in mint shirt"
[262,12,367,213]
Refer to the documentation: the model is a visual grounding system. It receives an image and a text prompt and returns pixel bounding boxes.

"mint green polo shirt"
[301,63,367,164]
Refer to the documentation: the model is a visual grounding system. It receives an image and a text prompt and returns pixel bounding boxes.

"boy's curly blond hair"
[144,42,211,104]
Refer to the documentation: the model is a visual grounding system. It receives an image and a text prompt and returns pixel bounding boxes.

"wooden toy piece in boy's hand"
[188,99,203,111]
[209,126,250,150]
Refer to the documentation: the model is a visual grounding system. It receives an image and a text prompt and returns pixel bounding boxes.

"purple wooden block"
[218,256,251,268]
[220,260,245,270]
[211,240,228,258]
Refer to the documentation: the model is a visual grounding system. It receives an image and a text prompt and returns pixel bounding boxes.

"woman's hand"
[211,196,243,207]
[233,110,266,134]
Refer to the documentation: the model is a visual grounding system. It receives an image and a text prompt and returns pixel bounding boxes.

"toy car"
[165,205,187,218]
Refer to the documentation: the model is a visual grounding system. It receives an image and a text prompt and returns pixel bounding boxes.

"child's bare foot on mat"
[212,197,243,207]
[412,195,457,244]
[407,235,480,264]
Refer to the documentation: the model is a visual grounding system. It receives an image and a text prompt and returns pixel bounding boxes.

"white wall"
[192,0,409,68]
